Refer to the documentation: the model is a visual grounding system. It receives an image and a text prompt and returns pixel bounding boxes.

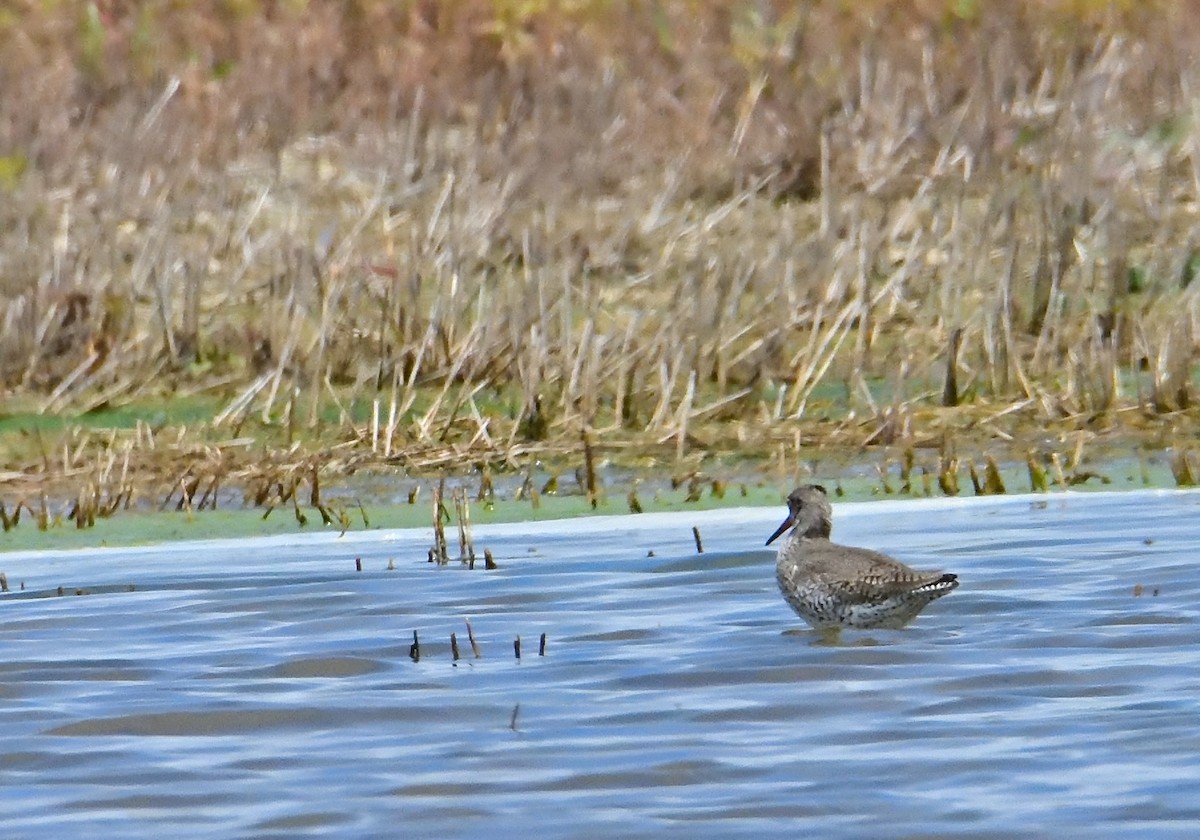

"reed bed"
[3,2,1200,518]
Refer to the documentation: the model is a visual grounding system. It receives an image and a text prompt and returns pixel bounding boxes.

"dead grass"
[3,1,1200,517]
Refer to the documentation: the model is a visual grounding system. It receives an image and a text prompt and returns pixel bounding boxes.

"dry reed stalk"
[370,399,380,453]
[289,482,307,525]
[647,347,685,431]
[465,619,481,657]
[476,465,494,503]
[1049,453,1068,489]
[942,327,964,407]
[258,315,303,425]
[983,455,1006,494]
[786,296,859,418]
[214,373,272,428]
[627,486,643,513]
[563,316,595,415]
[1027,453,1048,491]
[431,478,448,563]
[415,326,481,441]
[394,318,437,421]
[690,387,754,423]
[383,394,400,459]
[1170,449,1195,486]
[438,381,487,443]
[671,370,697,461]
[853,226,876,377]
[580,425,598,509]
[464,396,493,449]
[1150,319,1194,413]
[875,459,894,495]
[937,455,959,496]
[308,460,321,507]
[453,487,475,565]
[967,462,983,495]
[39,352,99,414]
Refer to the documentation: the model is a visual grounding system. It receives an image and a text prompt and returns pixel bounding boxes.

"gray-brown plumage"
[766,485,958,629]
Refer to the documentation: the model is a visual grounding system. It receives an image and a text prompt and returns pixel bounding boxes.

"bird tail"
[917,573,958,593]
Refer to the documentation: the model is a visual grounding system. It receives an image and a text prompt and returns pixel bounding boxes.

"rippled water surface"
[3,490,1200,838]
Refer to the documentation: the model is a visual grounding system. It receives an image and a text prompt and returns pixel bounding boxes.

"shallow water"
[2,490,1199,838]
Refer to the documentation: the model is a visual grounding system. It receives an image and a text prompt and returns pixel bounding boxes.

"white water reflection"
[2,490,1199,838]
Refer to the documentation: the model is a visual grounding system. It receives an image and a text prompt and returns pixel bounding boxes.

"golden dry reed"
[1,3,1200,513]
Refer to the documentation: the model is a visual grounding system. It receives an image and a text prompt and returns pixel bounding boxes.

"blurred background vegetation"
[2,1,1199,517]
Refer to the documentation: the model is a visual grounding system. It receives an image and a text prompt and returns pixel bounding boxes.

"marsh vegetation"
[3,2,1200,534]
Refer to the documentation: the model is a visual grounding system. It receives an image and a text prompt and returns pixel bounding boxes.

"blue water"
[2,490,1199,838]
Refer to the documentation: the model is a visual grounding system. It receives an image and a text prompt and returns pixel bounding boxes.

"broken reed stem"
[968,461,983,494]
[674,369,696,461]
[983,455,1006,494]
[692,525,704,553]
[581,424,598,509]
[290,483,307,525]
[180,476,194,517]
[453,487,475,564]
[938,456,959,496]
[943,326,963,407]
[627,486,643,513]
[309,460,321,507]
[1050,453,1068,488]
[384,388,400,459]
[1170,448,1196,486]
[432,478,448,563]
[371,398,380,453]
[466,618,481,657]
[1027,452,1048,491]
[786,296,858,417]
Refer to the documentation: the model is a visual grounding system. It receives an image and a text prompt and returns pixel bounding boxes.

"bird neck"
[795,518,831,540]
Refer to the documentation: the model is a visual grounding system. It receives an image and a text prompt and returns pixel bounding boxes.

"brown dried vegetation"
[3,2,1200,520]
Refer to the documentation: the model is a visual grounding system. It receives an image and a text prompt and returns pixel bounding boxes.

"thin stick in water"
[466,618,481,657]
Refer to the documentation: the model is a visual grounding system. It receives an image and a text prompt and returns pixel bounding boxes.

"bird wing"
[802,542,950,597]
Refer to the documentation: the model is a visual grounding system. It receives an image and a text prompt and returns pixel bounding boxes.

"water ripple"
[2,490,1200,837]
